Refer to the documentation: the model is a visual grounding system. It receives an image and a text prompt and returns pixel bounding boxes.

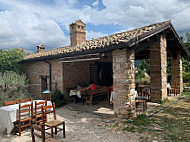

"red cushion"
[91,84,96,90]
[110,86,113,92]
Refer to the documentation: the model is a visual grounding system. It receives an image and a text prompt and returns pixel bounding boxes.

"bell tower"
[69,19,86,46]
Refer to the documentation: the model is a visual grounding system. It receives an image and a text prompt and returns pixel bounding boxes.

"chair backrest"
[20,97,32,103]
[31,124,45,142]
[110,86,113,92]
[34,100,47,124]
[41,102,56,123]
[19,102,33,122]
[4,99,18,106]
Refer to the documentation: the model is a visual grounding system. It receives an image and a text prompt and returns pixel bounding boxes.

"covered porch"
[62,21,188,118]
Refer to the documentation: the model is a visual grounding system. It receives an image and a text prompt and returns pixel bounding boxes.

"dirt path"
[0,105,143,142]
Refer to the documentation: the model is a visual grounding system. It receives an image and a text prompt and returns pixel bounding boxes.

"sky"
[0,0,190,52]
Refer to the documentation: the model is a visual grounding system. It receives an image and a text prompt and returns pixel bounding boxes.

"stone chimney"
[37,44,45,53]
[17,47,24,52]
[69,19,86,46]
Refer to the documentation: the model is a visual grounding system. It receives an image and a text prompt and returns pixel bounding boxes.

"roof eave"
[169,24,190,56]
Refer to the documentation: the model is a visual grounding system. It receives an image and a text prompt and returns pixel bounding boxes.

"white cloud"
[86,31,107,40]
[0,0,190,51]
[92,0,99,8]
[0,1,71,51]
[83,0,190,32]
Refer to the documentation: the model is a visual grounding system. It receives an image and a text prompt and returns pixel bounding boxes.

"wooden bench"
[83,86,109,105]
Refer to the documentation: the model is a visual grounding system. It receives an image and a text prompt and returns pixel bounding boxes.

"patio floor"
[0,99,166,142]
[0,103,144,142]
[68,100,161,118]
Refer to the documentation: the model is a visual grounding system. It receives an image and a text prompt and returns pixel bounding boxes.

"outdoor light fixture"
[42,90,52,100]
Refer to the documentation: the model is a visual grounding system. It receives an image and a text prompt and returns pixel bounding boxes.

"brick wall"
[21,53,112,101]
[62,53,113,100]
[62,61,93,100]
[20,59,63,99]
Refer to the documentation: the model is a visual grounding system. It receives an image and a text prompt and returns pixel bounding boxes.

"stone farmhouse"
[20,20,189,118]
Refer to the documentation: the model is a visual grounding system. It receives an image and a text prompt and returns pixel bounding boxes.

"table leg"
[81,94,84,105]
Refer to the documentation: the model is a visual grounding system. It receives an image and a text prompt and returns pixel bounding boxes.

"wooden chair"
[31,124,60,142]
[18,102,33,136]
[34,100,47,124]
[19,97,32,103]
[174,82,180,96]
[167,88,175,96]
[167,82,180,96]
[135,99,147,114]
[4,99,18,106]
[41,102,65,138]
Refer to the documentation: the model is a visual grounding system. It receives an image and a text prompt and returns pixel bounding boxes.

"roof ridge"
[81,20,171,43]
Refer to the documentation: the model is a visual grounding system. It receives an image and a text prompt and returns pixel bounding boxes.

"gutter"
[43,61,52,91]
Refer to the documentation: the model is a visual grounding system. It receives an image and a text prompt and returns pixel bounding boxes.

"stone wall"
[150,34,167,102]
[20,59,63,99]
[112,49,135,118]
[171,51,183,92]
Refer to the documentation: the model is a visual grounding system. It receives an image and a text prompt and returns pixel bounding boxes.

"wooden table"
[69,88,87,103]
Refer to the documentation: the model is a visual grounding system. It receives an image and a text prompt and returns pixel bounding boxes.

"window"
[41,77,48,92]
[78,26,80,28]
[82,26,83,29]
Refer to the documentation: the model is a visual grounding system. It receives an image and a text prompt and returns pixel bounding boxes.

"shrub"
[51,89,66,108]
[0,71,29,106]
[0,48,25,74]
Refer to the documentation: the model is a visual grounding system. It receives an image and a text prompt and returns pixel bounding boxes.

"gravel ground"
[0,105,144,142]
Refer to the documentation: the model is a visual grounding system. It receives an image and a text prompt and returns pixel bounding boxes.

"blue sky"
[0,0,190,52]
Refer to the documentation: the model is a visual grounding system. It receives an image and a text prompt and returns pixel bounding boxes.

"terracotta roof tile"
[23,20,171,61]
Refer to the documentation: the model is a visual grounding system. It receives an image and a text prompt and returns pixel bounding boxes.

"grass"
[121,114,152,133]
[136,76,150,83]
[140,93,190,141]
[131,114,152,126]
[106,92,190,141]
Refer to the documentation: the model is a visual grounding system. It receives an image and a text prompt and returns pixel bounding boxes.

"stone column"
[150,34,167,102]
[171,51,183,93]
[112,49,135,118]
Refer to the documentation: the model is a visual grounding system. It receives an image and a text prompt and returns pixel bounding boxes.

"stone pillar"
[171,51,183,93]
[112,49,135,118]
[150,34,167,102]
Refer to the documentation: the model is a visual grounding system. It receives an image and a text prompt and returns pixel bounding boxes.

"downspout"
[43,61,52,91]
